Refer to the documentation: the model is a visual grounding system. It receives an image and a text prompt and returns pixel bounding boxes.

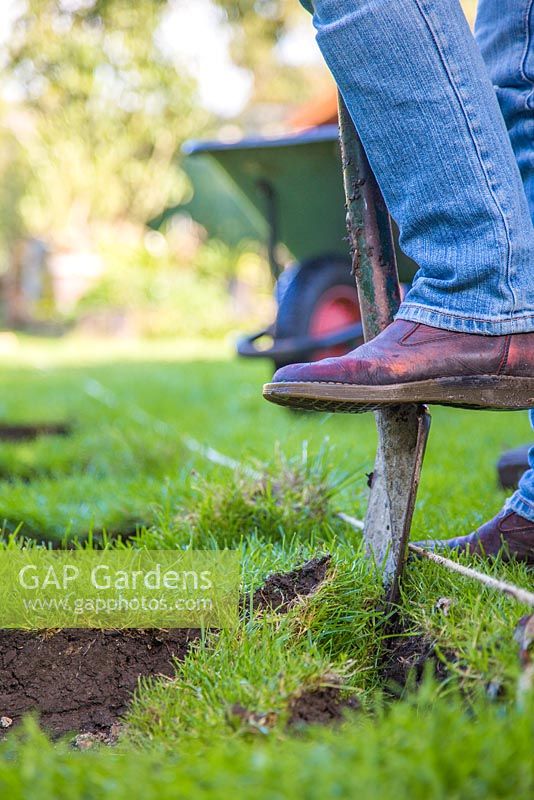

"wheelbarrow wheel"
[273,256,362,371]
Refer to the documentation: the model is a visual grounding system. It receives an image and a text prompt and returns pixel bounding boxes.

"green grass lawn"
[0,334,533,798]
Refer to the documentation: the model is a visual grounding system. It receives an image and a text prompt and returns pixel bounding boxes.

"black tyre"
[273,255,362,371]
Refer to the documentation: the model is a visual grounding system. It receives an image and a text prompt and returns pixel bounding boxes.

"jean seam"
[507,497,534,525]
[414,0,516,317]
[396,305,534,334]
[399,301,534,323]
[509,493,534,511]
[520,0,534,109]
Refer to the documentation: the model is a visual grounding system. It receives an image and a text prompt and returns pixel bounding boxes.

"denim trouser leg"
[475,0,534,221]
[304,0,534,334]
[475,0,534,520]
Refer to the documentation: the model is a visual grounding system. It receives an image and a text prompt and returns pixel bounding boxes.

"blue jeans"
[301,0,534,519]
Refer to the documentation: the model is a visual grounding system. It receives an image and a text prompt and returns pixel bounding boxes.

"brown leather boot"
[263,320,534,413]
[416,509,534,565]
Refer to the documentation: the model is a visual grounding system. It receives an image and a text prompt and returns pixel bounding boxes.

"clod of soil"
[228,703,278,733]
[253,555,331,613]
[0,422,71,441]
[72,723,123,750]
[288,684,360,727]
[0,628,199,738]
[381,633,449,689]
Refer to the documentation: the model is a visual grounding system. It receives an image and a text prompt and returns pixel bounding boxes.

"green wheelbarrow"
[180,125,418,371]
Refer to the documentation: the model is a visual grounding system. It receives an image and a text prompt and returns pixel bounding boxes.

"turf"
[0,334,533,798]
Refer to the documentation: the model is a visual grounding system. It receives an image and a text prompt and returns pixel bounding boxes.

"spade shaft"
[338,94,431,601]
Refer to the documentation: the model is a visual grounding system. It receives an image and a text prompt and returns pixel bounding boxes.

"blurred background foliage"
[0,0,477,337]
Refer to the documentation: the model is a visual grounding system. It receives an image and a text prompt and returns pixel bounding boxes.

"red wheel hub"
[309,285,361,360]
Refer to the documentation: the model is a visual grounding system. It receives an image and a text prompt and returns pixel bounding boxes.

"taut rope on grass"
[339,513,534,607]
[408,543,534,607]
[337,512,365,531]
[180,435,262,479]
[84,378,261,479]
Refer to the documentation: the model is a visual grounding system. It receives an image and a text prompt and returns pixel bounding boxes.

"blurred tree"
[2,0,210,242]
[211,0,328,107]
[0,119,29,260]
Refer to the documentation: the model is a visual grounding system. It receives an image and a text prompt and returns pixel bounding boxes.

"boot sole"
[263,375,534,414]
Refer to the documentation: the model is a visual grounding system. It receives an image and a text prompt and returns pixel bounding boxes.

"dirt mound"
[288,684,359,726]
[228,681,359,732]
[253,555,331,613]
[0,628,199,738]
[381,633,449,688]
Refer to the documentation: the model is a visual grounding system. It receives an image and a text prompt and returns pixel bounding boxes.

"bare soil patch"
[381,633,450,688]
[0,557,337,739]
[288,684,360,726]
[0,628,199,738]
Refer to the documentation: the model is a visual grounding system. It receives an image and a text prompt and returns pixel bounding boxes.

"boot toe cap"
[272,357,351,384]
[272,362,312,383]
